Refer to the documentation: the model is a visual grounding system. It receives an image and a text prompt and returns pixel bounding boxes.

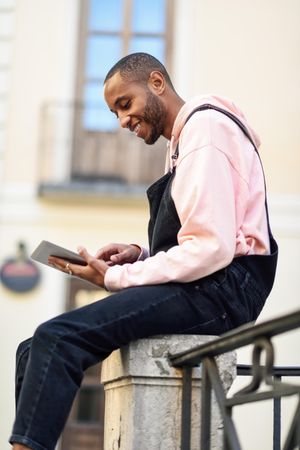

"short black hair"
[104,52,174,89]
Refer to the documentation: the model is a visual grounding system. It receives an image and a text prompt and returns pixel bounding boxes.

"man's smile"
[128,120,144,138]
[133,122,142,136]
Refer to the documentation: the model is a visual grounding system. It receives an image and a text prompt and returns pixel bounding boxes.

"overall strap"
[173,103,274,237]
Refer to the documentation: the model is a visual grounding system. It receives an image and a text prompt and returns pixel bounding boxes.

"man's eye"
[121,101,130,109]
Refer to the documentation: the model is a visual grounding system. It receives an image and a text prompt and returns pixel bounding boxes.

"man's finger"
[77,246,93,263]
[94,243,120,259]
[78,246,108,271]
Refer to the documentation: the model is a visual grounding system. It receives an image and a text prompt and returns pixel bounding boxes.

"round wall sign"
[0,258,41,293]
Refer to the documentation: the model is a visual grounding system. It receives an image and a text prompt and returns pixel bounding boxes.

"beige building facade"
[1,1,299,449]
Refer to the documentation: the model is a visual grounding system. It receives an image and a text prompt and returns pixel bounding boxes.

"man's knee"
[33,318,60,344]
[33,316,71,348]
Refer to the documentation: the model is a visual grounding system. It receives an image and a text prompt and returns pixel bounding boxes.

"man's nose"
[119,114,130,129]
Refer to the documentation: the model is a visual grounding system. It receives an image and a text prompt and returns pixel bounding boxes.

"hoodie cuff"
[104,264,126,292]
[136,246,149,261]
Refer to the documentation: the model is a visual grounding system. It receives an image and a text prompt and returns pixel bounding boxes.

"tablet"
[31,240,87,268]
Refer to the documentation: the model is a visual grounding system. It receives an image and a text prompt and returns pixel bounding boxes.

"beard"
[143,91,167,145]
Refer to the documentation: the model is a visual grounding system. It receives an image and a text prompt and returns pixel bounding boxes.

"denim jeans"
[10,260,265,450]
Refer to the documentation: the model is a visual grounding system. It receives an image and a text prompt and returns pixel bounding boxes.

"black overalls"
[147,104,278,319]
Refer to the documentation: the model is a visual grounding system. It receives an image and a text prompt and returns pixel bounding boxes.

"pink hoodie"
[104,95,270,291]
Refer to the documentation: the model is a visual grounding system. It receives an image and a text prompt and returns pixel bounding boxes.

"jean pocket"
[229,262,265,322]
[210,268,228,289]
[243,275,265,320]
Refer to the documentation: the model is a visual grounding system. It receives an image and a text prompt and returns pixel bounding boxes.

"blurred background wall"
[0,0,299,449]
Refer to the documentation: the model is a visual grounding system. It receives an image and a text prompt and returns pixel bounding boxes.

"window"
[83,0,169,132]
[72,0,173,186]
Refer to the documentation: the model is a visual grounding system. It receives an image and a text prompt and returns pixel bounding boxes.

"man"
[10,52,277,450]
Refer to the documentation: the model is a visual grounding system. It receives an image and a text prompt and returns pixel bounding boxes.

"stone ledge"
[101,335,236,450]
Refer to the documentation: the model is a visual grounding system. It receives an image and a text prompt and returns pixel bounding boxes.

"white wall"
[3,0,80,186]
[0,0,15,180]
[174,0,300,194]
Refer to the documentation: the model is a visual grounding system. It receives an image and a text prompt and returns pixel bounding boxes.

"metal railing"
[237,364,300,450]
[169,309,300,450]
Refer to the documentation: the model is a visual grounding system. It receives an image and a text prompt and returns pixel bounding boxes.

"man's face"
[104,72,167,145]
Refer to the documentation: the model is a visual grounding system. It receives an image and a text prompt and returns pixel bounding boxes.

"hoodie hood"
[165,94,261,172]
[170,94,261,148]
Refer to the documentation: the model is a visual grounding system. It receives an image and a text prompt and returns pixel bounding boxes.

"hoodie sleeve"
[104,111,246,291]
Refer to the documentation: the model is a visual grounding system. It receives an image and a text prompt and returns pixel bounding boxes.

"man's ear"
[148,71,165,95]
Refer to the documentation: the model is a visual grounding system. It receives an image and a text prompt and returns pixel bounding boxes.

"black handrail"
[168,309,300,450]
[169,309,300,367]
[237,364,300,377]
[236,364,300,450]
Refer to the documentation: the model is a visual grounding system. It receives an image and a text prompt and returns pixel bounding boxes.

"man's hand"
[95,243,141,265]
[48,247,109,288]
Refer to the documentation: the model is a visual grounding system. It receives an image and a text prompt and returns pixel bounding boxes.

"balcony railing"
[169,309,300,450]
[37,101,166,199]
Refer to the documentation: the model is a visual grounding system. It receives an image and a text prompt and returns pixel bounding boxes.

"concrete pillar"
[101,335,236,450]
